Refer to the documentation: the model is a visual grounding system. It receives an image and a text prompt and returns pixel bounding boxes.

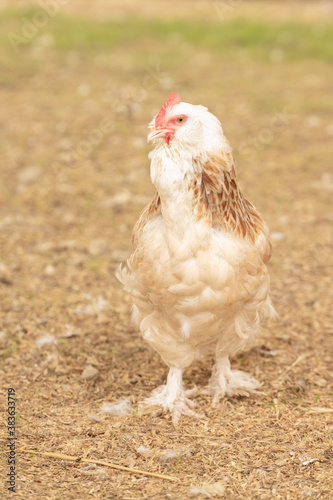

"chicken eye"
[176,117,184,123]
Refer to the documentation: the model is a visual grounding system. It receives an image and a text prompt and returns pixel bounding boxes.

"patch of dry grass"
[0,2,332,499]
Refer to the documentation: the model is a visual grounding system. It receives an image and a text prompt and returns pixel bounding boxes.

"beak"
[147,128,168,142]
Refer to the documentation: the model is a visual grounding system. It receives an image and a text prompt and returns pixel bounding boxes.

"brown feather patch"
[199,152,268,245]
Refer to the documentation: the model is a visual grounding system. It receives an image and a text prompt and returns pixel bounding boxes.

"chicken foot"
[202,355,262,403]
[141,367,202,426]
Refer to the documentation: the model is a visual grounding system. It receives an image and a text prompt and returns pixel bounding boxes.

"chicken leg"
[141,367,201,426]
[202,355,261,403]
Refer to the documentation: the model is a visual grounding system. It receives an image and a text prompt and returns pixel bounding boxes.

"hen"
[117,93,276,425]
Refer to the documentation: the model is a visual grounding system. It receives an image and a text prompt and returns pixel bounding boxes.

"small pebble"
[0,263,12,284]
[18,166,41,184]
[44,264,55,276]
[0,331,7,346]
[81,365,100,381]
[88,238,109,256]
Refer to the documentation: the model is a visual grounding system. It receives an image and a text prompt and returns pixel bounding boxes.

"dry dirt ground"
[0,1,332,499]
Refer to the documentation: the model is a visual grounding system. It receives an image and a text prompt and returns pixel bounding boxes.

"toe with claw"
[201,356,264,404]
[139,368,204,426]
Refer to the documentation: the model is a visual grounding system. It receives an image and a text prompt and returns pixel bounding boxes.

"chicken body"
[118,94,276,424]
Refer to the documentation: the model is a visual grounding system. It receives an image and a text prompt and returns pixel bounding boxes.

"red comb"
[155,92,181,128]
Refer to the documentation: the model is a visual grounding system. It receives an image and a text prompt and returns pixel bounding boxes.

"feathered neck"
[149,143,265,244]
[197,153,265,242]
